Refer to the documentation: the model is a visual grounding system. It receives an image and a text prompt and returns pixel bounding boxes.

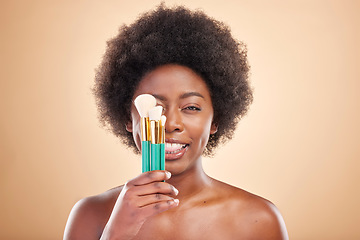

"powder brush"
[134,94,156,172]
[149,106,163,171]
[160,115,166,171]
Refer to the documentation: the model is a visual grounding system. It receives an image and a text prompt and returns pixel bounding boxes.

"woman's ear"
[125,121,133,132]
[210,122,218,135]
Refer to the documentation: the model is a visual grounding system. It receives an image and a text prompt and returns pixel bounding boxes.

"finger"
[136,194,175,208]
[131,181,179,197]
[139,199,180,218]
[127,171,171,186]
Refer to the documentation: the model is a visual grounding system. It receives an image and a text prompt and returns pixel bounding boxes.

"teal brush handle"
[142,141,150,172]
[151,143,161,171]
[160,143,165,171]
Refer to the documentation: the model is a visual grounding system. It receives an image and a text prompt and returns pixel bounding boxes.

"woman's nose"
[164,107,184,133]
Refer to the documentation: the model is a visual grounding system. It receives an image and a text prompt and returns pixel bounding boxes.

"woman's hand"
[100,170,179,240]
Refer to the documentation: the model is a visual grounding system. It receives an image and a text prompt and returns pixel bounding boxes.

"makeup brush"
[134,94,156,172]
[160,115,166,171]
[149,106,163,171]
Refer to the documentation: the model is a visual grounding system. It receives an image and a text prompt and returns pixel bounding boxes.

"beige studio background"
[1,0,359,239]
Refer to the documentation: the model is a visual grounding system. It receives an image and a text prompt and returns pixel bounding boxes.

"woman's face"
[127,64,217,175]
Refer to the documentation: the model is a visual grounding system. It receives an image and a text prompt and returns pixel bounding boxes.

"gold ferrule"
[160,124,165,143]
[140,117,150,141]
[150,120,161,144]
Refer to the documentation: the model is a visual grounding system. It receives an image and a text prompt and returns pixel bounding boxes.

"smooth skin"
[64,64,288,240]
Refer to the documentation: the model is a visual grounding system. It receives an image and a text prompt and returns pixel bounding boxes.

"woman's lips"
[165,142,189,160]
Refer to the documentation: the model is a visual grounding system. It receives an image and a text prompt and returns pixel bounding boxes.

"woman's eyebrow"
[180,92,204,99]
[152,92,205,101]
[152,94,167,101]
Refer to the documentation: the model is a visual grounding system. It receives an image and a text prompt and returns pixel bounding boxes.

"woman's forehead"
[133,64,212,101]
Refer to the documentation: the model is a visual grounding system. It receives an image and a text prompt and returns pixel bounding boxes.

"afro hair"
[93,4,253,156]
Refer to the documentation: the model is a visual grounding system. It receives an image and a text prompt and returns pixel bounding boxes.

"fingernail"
[173,187,179,195]
[173,199,180,205]
[165,171,171,179]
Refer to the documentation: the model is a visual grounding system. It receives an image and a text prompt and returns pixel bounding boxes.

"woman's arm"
[257,201,289,240]
[63,196,104,240]
[239,199,289,240]
[63,171,179,240]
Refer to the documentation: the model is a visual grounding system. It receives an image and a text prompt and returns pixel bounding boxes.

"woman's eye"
[184,106,201,111]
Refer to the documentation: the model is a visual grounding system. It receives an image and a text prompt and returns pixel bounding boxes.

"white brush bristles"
[160,115,166,126]
[134,94,156,117]
[149,106,163,121]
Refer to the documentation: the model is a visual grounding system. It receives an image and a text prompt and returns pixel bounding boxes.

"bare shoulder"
[212,179,289,240]
[63,185,123,240]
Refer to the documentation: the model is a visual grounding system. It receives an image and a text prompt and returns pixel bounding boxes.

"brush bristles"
[160,115,166,143]
[149,106,163,121]
[160,115,166,126]
[134,94,156,117]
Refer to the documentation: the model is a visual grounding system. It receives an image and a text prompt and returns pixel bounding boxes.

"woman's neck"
[166,158,212,202]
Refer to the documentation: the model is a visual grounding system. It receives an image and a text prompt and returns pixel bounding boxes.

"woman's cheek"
[185,113,213,138]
